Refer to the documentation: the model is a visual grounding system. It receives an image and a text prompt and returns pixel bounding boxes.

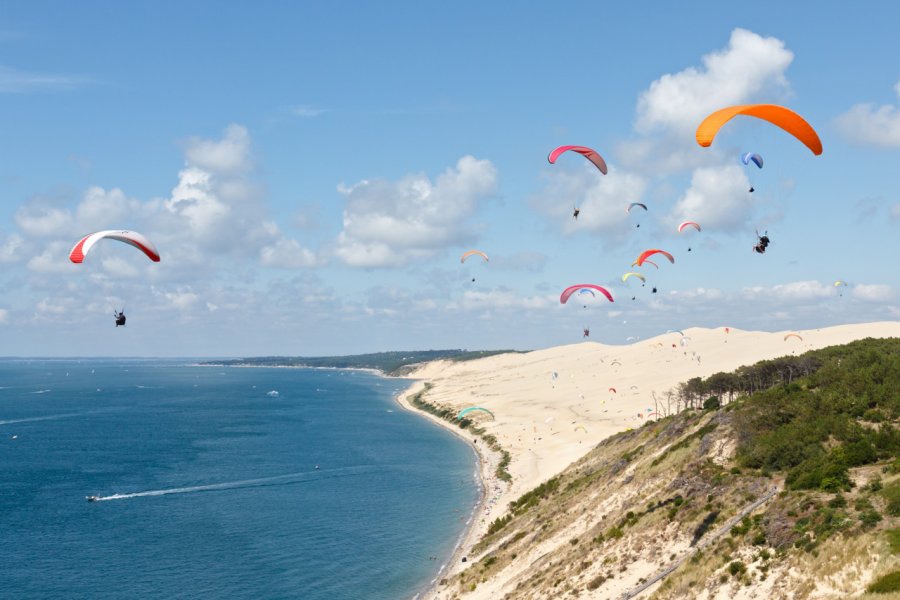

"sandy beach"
[398,321,900,599]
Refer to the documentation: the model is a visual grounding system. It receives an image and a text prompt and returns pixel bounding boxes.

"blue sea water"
[0,360,479,599]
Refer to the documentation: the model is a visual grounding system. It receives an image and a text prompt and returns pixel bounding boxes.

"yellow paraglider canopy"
[696,104,822,156]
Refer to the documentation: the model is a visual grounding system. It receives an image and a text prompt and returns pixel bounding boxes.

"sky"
[0,1,899,357]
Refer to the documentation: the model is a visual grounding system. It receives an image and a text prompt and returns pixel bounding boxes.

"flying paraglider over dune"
[635,249,674,267]
[784,333,803,342]
[835,280,848,296]
[460,250,488,263]
[548,146,608,175]
[622,272,646,285]
[457,407,495,421]
[69,230,161,263]
[560,285,614,304]
[695,104,823,156]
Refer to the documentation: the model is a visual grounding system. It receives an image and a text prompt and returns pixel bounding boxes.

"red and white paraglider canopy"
[69,230,160,263]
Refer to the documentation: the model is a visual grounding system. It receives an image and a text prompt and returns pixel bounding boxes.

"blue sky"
[0,1,898,356]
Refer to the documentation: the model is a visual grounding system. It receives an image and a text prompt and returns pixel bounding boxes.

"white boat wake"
[90,465,380,502]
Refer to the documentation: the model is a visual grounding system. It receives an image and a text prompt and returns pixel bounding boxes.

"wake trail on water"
[92,465,383,502]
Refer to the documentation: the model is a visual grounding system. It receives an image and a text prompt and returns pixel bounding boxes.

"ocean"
[0,359,479,599]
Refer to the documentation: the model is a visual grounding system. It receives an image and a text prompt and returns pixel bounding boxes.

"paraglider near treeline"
[114,308,126,327]
[753,230,771,255]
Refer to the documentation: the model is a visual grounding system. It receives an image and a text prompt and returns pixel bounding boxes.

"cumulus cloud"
[852,284,894,302]
[460,289,551,311]
[75,186,136,229]
[835,81,900,147]
[183,124,252,173]
[669,165,753,231]
[636,28,793,135]
[532,166,647,235]
[0,233,24,263]
[260,236,319,269]
[334,156,497,267]
[15,204,72,237]
[742,280,835,302]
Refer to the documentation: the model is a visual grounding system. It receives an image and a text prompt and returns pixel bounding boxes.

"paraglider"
[608,387,617,394]
[457,407,495,421]
[635,249,674,267]
[460,250,488,282]
[626,202,648,228]
[460,250,488,263]
[677,221,701,252]
[835,280,848,297]
[560,285,614,304]
[632,259,658,270]
[622,272,646,286]
[69,230,161,263]
[752,230,771,255]
[741,152,764,169]
[784,333,803,342]
[695,104,823,156]
[573,207,581,220]
[114,308,126,327]
[583,327,590,338]
[548,146,608,174]
[574,425,588,434]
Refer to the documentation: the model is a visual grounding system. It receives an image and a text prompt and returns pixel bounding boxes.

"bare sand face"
[401,322,900,596]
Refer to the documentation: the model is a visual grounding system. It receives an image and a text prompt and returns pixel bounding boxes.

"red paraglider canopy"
[548,146,608,175]
[560,284,614,304]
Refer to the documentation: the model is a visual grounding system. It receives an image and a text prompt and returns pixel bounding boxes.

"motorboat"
[86,495,100,502]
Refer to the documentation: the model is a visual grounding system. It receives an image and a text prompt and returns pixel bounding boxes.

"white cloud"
[835,81,900,147]
[75,186,136,230]
[101,256,140,278]
[154,287,200,311]
[183,124,251,173]
[636,28,793,135]
[852,284,894,302]
[26,242,78,274]
[0,65,86,93]
[0,308,7,324]
[260,236,319,269]
[742,280,834,302]
[292,105,327,118]
[335,156,497,267]
[532,166,647,235]
[0,233,24,263]
[460,289,551,311]
[15,205,72,237]
[670,165,753,231]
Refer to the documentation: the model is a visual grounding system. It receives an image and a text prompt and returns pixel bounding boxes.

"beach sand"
[397,321,900,599]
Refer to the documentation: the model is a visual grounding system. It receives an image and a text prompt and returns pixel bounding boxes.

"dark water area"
[0,360,478,599]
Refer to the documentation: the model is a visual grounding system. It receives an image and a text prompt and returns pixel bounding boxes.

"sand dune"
[399,321,900,596]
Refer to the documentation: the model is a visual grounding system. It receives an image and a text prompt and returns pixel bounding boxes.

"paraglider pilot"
[753,230,770,254]
[114,308,126,327]
[573,207,580,220]
[583,328,590,338]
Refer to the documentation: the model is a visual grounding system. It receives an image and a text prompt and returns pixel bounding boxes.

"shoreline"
[394,379,508,600]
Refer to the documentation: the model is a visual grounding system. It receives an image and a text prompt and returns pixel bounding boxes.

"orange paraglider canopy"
[695,104,822,156]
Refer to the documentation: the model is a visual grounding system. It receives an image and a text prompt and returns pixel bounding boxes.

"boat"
[86,495,100,502]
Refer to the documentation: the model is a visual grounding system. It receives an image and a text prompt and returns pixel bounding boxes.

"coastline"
[394,379,508,600]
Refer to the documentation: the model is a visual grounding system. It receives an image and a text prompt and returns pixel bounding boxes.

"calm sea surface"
[0,360,478,599]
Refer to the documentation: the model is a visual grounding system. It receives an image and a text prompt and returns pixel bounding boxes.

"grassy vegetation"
[867,570,900,593]
[407,383,512,482]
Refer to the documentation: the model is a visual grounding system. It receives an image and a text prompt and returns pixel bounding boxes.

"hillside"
[425,338,900,599]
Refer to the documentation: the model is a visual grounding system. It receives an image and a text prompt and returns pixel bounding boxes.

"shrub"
[866,570,900,593]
